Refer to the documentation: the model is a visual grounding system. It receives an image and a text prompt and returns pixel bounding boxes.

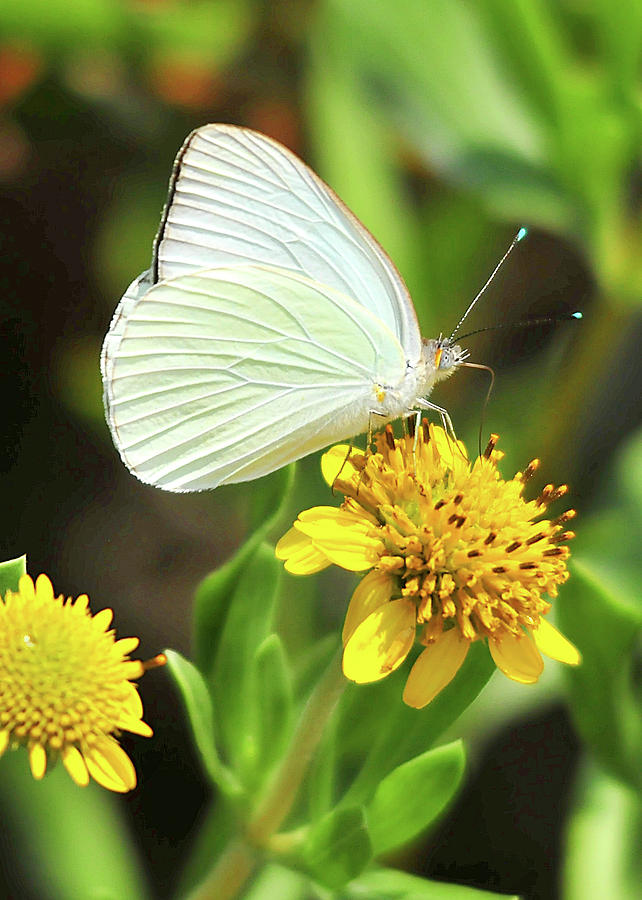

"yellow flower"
[0,573,162,792]
[276,422,580,708]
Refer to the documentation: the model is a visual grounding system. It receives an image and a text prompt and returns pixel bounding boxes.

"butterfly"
[101,124,472,492]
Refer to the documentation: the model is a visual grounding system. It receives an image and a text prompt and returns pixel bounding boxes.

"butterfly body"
[102,125,466,492]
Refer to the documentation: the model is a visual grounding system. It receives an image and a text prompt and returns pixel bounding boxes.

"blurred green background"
[0,1,640,898]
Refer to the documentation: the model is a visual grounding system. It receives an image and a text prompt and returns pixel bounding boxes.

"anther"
[526,532,546,545]
[492,565,507,573]
[551,530,575,543]
[467,549,482,558]
[521,459,540,483]
[484,532,497,545]
[448,513,459,524]
[483,434,500,459]
[384,425,396,450]
[422,418,430,444]
[519,562,538,570]
[543,547,565,557]
[434,499,446,510]
[506,541,522,553]
[453,494,464,505]
[408,416,416,439]
[455,516,466,528]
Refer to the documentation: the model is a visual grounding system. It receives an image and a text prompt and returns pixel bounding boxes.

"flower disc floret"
[276,423,580,708]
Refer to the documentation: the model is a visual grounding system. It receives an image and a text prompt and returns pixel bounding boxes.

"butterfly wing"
[153,124,422,364]
[104,264,408,491]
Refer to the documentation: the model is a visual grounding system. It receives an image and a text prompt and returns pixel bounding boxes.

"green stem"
[248,647,346,842]
[188,648,346,899]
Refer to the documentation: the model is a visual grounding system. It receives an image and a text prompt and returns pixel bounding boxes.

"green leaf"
[347,866,519,898]
[193,464,294,673]
[340,642,495,807]
[563,762,642,900]
[211,543,283,774]
[557,560,642,790]
[0,751,149,900]
[246,634,294,785]
[366,741,466,855]
[164,650,241,797]
[0,554,26,595]
[302,806,372,890]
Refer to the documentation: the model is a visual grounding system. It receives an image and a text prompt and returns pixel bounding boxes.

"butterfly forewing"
[153,125,422,364]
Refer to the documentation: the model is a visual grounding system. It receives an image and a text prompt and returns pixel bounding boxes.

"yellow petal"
[85,739,137,793]
[0,730,8,757]
[275,527,331,575]
[295,510,382,572]
[531,617,581,666]
[113,637,140,656]
[342,570,394,644]
[62,745,90,787]
[402,629,470,708]
[118,715,153,737]
[29,743,47,780]
[489,630,544,684]
[343,598,415,683]
[18,574,35,603]
[321,444,357,485]
[92,608,114,631]
[35,573,55,603]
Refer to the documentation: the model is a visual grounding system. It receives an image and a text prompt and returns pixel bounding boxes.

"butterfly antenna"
[449,227,528,342]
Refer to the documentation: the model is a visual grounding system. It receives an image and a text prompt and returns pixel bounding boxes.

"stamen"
[483,434,500,459]
[519,562,538,570]
[543,547,566,557]
[551,509,577,527]
[484,532,497,545]
[492,566,507,573]
[536,484,554,506]
[551,530,575,543]
[526,532,546,545]
[455,516,466,528]
[384,425,396,450]
[142,653,167,672]
[467,549,482,558]
[408,416,416,439]
[434,499,446,510]
[506,541,522,553]
[521,459,540,483]
[448,514,459,524]
[422,418,430,444]
[453,494,464,505]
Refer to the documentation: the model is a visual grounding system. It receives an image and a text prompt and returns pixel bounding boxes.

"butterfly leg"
[415,398,456,441]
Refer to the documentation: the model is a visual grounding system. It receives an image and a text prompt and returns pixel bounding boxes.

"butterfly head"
[422,336,468,385]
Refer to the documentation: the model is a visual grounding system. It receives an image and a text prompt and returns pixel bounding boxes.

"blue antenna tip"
[516,226,528,242]
[572,311,583,319]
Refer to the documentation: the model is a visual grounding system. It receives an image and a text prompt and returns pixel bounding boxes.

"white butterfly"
[101,124,470,492]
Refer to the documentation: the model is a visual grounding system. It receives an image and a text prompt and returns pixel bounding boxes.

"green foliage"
[0,751,148,900]
[558,560,642,792]
[347,867,519,899]
[366,740,466,855]
[563,763,642,900]
[0,0,252,62]
[337,643,495,808]
[0,554,26,595]
[164,650,242,797]
[301,806,372,889]
[193,464,294,672]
